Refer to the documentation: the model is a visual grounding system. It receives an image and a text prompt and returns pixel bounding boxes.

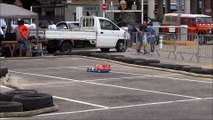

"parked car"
[56,21,79,30]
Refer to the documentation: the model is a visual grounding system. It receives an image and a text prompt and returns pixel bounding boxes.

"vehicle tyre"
[173,64,185,70]
[181,66,201,72]
[149,63,162,67]
[116,57,127,62]
[90,53,100,57]
[100,48,110,52]
[146,59,160,64]
[203,69,213,75]
[162,64,175,69]
[133,60,150,65]
[116,40,127,52]
[12,93,54,111]
[0,101,23,112]
[1,89,38,101]
[59,41,72,53]
[46,41,58,54]
[97,53,108,58]
[79,51,92,57]
[189,68,205,74]
[113,57,126,61]
[107,55,125,60]
[0,67,8,77]
[122,57,135,64]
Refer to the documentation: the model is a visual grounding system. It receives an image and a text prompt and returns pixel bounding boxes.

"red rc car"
[87,64,111,73]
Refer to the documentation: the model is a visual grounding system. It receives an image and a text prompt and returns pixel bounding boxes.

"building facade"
[1,0,212,26]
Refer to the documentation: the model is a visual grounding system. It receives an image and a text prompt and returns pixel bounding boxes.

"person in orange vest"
[17,19,29,52]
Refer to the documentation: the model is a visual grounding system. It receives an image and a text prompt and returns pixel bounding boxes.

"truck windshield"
[196,17,212,24]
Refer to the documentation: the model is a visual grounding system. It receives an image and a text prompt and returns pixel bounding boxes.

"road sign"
[153,9,158,15]
[102,3,107,11]
[120,0,127,10]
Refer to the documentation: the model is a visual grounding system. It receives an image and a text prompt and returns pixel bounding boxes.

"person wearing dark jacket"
[137,21,148,54]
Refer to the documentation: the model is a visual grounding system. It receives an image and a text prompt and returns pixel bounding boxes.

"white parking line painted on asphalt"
[9,70,201,99]
[53,96,108,109]
[38,97,213,117]
[148,75,213,84]
[11,66,89,71]
[113,71,213,84]
[21,76,146,87]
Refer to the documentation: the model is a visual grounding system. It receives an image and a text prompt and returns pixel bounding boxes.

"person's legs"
[150,37,155,53]
[136,34,143,53]
[19,38,29,56]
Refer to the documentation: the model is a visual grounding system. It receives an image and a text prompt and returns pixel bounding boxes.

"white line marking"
[113,71,213,84]
[38,97,213,117]
[148,75,213,84]
[82,81,201,99]
[21,75,147,87]
[9,70,201,99]
[11,66,89,71]
[53,96,108,108]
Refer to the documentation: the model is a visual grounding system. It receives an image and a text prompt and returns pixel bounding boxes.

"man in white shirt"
[0,19,7,37]
[28,19,36,30]
[48,20,57,30]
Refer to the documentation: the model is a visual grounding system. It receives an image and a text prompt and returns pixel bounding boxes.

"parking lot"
[1,56,213,120]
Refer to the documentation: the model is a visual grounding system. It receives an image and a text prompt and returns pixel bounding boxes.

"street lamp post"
[141,0,144,23]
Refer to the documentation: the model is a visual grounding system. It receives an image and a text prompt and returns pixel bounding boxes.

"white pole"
[30,6,33,23]
[103,0,105,18]
[148,0,155,22]
[184,0,190,14]
[141,0,144,23]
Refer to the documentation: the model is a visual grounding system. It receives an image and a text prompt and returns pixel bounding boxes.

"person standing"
[48,20,57,30]
[137,21,148,54]
[28,19,36,30]
[18,20,29,56]
[147,24,156,54]
[0,19,7,38]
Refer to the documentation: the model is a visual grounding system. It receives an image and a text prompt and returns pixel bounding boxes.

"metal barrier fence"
[126,32,213,62]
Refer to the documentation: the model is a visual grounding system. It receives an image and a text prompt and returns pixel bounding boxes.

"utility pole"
[141,0,144,23]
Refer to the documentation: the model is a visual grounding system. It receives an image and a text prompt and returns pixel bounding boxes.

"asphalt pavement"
[0,56,212,120]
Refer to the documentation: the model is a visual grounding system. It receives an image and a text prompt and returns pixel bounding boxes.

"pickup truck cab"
[45,16,128,53]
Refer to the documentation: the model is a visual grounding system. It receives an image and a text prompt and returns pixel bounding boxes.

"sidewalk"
[120,50,213,69]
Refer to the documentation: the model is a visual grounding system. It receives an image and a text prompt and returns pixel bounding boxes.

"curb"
[78,56,213,79]
[0,104,59,118]
[1,74,59,117]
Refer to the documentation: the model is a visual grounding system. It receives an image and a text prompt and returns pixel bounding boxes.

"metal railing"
[126,32,213,62]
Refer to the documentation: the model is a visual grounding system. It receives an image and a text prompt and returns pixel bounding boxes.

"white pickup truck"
[41,16,129,53]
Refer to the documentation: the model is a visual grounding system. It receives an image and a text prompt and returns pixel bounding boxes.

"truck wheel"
[46,41,58,54]
[116,41,126,52]
[60,42,72,53]
[100,48,110,52]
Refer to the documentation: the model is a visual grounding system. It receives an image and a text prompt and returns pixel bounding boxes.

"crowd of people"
[0,18,57,57]
[136,21,156,55]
